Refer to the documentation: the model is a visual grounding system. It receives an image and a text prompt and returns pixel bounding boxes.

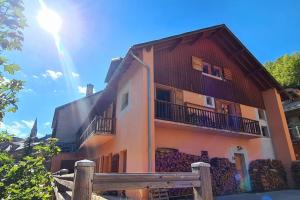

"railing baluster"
[154,100,260,136]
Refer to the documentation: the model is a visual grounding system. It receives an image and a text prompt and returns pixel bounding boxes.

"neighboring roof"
[51,91,103,132]
[105,24,289,100]
[283,99,300,112]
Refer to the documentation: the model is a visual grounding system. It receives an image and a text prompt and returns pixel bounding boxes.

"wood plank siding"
[153,38,265,109]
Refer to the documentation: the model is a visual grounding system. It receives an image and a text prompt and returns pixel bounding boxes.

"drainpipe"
[129,51,153,172]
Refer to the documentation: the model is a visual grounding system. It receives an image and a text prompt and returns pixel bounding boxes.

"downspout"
[129,51,153,172]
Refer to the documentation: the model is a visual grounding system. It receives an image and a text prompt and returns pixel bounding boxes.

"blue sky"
[1,0,300,138]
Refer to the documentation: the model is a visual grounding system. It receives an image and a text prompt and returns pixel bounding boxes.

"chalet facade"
[51,25,296,198]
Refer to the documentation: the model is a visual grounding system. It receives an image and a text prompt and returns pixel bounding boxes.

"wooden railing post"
[191,162,213,200]
[72,160,95,200]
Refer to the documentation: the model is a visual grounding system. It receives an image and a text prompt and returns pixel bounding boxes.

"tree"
[265,53,300,88]
[0,0,26,121]
[0,135,61,199]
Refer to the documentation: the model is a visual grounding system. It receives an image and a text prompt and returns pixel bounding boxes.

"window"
[212,66,222,78]
[121,92,129,111]
[261,126,269,137]
[202,63,210,74]
[258,109,266,120]
[204,96,215,108]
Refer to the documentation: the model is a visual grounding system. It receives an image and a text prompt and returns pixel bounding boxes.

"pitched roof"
[51,91,103,137]
[105,24,289,100]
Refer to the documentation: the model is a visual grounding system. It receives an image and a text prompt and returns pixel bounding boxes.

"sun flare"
[37,7,62,35]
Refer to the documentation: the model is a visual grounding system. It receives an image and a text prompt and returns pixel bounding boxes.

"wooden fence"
[53,160,213,200]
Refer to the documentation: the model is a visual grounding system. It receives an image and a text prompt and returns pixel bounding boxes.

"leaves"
[4,63,20,74]
[0,0,26,122]
[265,53,300,88]
[0,132,61,199]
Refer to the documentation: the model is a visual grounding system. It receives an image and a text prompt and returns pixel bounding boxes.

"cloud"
[42,70,63,80]
[0,120,34,138]
[21,120,34,128]
[32,75,39,79]
[44,122,51,127]
[71,72,80,78]
[22,88,35,94]
[78,85,96,95]
[77,86,86,94]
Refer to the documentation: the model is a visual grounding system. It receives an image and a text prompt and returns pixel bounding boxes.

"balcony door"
[156,88,172,120]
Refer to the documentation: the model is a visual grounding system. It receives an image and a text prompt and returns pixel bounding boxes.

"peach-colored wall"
[240,104,257,120]
[91,47,155,199]
[155,124,273,162]
[262,88,296,186]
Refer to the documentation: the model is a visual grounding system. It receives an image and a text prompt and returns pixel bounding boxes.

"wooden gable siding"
[153,38,265,109]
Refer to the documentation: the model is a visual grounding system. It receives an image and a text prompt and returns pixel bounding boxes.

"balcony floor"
[80,131,114,148]
[155,119,262,139]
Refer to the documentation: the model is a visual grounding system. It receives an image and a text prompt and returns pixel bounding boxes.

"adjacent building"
[283,88,300,159]
[51,24,296,198]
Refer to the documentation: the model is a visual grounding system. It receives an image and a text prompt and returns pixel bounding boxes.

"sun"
[37,7,62,35]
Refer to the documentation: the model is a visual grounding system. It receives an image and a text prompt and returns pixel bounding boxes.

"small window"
[261,126,269,137]
[205,96,215,108]
[121,92,129,111]
[212,66,222,78]
[203,63,210,74]
[258,109,266,120]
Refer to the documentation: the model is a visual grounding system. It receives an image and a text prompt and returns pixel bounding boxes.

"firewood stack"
[291,161,300,188]
[155,148,239,197]
[210,157,240,195]
[249,159,287,192]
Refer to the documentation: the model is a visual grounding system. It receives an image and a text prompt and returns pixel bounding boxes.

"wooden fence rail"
[53,160,213,200]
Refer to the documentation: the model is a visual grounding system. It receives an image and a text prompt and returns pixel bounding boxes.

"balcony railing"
[79,116,114,146]
[57,142,76,152]
[288,126,300,143]
[155,100,261,135]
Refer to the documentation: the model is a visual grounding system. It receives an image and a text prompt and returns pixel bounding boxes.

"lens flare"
[37,0,81,97]
[37,5,62,35]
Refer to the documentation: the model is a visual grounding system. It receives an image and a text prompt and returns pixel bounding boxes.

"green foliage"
[265,53,300,88]
[0,133,61,199]
[0,0,26,121]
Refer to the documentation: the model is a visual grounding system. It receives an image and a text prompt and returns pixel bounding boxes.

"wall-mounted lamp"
[237,146,243,151]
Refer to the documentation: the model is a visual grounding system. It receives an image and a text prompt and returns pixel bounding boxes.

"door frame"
[228,147,251,191]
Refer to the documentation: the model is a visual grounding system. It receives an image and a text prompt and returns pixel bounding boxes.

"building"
[51,24,296,198]
[283,88,300,159]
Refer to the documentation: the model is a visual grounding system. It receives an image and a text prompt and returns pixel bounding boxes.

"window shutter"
[192,56,203,71]
[174,89,183,105]
[234,103,242,116]
[223,68,233,80]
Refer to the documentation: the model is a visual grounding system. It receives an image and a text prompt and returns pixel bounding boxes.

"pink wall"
[155,122,272,163]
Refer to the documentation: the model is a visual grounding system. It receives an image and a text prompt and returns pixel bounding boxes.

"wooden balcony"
[155,100,261,136]
[79,116,114,148]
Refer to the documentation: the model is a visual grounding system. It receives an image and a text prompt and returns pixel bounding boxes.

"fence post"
[191,162,213,200]
[72,160,95,200]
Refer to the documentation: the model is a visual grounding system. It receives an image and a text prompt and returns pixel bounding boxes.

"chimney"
[86,84,94,96]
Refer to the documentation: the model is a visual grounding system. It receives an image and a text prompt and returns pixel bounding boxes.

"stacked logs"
[291,161,300,188]
[210,158,240,195]
[155,148,239,197]
[155,148,206,197]
[249,159,287,192]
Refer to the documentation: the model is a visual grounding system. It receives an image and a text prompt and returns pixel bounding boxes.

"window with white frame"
[261,126,269,137]
[258,109,266,120]
[204,96,215,108]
